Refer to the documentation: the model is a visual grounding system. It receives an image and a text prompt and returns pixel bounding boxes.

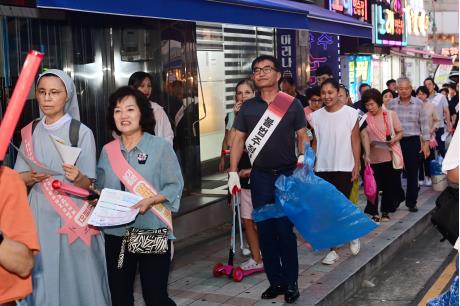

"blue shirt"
[233,95,306,169]
[96,133,184,238]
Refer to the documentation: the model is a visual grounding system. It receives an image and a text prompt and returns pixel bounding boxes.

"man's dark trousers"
[250,167,298,287]
[400,136,421,208]
[257,217,298,286]
[435,127,446,157]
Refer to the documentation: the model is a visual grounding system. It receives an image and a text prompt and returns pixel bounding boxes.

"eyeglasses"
[36,90,65,99]
[253,66,277,75]
[310,98,322,103]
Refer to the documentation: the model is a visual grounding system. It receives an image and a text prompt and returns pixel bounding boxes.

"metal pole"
[432,0,437,53]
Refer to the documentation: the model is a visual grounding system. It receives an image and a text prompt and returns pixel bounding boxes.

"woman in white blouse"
[128,71,174,146]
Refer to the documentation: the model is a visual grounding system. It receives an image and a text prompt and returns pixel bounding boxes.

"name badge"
[137,153,148,164]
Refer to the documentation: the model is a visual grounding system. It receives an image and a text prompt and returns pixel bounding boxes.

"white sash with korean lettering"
[105,139,173,231]
[21,122,99,247]
[245,92,295,164]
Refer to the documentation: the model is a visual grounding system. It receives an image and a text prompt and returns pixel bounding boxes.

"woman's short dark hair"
[107,86,156,136]
[415,85,430,97]
[305,86,321,101]
[128,71,152,89]
[439,87,449,95]
[320,78,340,91]
[315,65,332,77]
[361,88,383,107]
[381,89,397,99]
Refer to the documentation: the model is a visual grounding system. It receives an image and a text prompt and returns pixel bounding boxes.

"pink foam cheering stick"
[52,180,99,200]
[0,50,44,161]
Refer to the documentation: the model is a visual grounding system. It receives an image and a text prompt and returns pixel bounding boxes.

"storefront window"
[1,14,200,193]
[196,23,274,166]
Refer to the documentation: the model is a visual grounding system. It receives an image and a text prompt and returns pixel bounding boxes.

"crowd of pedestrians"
[0,55,458,306]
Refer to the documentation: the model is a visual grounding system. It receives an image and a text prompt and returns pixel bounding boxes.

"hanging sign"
[308,32,340,86]
[372,0,407,46]
[404,0,429,36]
[276,29,297,84]
[329,0,369,22]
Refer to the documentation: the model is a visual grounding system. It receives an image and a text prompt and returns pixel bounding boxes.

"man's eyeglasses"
[310,98,322,103]
[36,90,65,99]
[253,66,277,75]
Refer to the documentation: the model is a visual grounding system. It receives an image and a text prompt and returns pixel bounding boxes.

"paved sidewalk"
[133,186,439,306]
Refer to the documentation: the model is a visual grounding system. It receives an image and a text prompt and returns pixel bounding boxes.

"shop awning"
[37,0,372,38]
[36,0,309,30]
[269,0,372,39]
[401,47,453,65]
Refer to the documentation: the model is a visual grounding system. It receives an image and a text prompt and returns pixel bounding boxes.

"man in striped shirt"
[389,77,430,213]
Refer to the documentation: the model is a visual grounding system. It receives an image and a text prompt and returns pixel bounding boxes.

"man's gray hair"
[397,77,412,85]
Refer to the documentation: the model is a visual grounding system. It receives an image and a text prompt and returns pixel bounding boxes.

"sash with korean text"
[21,122,99,247]
[105,139,173,230]
[245,92,294,164]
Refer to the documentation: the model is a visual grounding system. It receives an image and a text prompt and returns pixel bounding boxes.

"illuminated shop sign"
[276,29,297,83]
[372,0,407,46]
[441,47,458,57]
[348,55,372,102]
[308,32,340,86]
[404,0,429,36]
[329,0,369,21]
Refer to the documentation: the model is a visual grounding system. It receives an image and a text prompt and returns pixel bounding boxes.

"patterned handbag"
[117,227,169,269]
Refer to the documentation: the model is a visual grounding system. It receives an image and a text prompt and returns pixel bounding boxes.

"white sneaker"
[242,248,251,256]
[350,239,360,255]
[424,177,432,187]
[322,250,339,265]
[419,180,424,187]
[240,258,263,271]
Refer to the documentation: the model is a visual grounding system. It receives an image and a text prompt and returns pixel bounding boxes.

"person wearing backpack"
[13,69,111,306]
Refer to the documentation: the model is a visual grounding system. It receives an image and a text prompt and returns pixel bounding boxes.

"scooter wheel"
[213,263,224,277]
[232,267,244,282]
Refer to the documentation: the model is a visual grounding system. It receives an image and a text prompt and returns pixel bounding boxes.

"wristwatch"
[0,230,4,245]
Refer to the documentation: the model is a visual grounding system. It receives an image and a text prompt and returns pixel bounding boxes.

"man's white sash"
[245,92,294,164]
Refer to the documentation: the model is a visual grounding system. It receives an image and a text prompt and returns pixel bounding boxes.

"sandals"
[381,214,390,222]
[371,215,380,224]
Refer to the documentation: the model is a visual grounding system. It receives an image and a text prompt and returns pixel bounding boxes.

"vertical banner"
[276,29,297,84]
[347,55,372,102]
[308,32,340,86]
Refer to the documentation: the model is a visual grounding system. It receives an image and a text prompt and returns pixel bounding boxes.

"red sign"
[329,0,369,22]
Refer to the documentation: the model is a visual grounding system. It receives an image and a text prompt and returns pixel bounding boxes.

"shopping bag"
[364,164,377,205]
[349,180,360,204]
[275,144,378,251]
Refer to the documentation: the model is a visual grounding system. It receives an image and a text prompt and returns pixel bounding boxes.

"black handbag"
[431,186,459,245]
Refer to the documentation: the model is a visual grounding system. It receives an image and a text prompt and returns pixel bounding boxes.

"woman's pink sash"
[21,122,99,246]
[105,139,173,230]
[366,112,404,169]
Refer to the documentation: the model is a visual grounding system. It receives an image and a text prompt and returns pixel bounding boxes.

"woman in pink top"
[361,89,404,223]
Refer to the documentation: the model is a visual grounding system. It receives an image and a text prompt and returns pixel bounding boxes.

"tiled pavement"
[134,186,439,306]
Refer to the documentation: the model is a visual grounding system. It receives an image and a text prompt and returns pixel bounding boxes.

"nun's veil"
[37,69,80,120]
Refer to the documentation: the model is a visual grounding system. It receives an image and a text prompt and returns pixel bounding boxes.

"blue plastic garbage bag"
[275,144,378,251]
[427,276,459,306]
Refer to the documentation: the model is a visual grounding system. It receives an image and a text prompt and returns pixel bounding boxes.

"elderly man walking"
[389,77,430,212]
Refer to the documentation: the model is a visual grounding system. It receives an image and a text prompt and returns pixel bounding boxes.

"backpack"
[32,118,81,147]
[431,186,459,245]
